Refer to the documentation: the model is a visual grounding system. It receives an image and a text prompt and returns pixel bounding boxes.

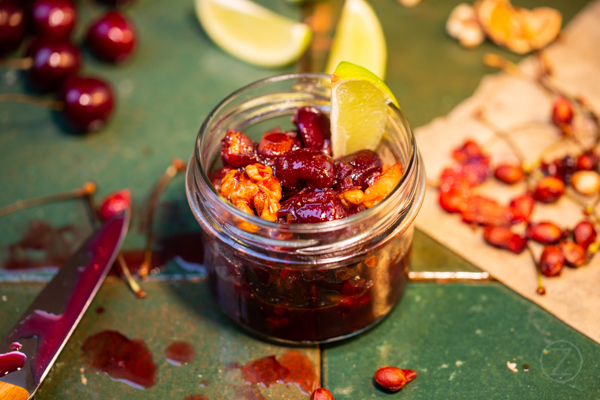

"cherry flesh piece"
[576,151,599,171]
[374,366,417,392]
[99,189,131,221]
[86,10,136,63]
[31,0,76,42]
[58,76,115,132]
[552,96,574,129]
[275,148,336,191]
[573,220,597,249]
[277,190,346,223]
[539,246,564,276]
[310,388,335,400]
[440,159,490,187]
[258,131,294,158]
[26,39,82,91]
[439,180,470,213]
[0,2,26,56]
[452,140,484,162]
[461,195,511,226]
[336,150,383,190]
[533,177,565,203]
[221,129,259,168]
[526,222,563,245]
[560,240,586,268]
[541,155,576,184]
[292,106,331,153]
[483,225,527,254]
[508,194,534,224]
[494,164,524,184]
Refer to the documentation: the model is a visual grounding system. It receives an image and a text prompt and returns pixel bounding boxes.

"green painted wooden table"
[1,0,599,398]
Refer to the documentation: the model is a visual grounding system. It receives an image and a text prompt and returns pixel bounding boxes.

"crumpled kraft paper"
[415,0,600,344]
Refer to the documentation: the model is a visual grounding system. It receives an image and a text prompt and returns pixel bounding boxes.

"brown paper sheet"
[414,0,600,344]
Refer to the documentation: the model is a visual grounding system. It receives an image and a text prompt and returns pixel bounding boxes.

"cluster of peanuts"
[220,164,282,221]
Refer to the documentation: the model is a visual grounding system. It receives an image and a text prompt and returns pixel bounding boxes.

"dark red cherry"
[86,10,136,63]
[336,150,383,189]
[275,148,336,191]
[277,190,346,223]
[30,0,76,42]
[221,129,259,168]
[26,40,81,91]
[292,106,331,152]
[58,76,115,132]
[539,246,564,276]
[0,2,25,55]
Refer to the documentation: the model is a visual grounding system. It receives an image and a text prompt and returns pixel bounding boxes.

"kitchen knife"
[0,210,129,400]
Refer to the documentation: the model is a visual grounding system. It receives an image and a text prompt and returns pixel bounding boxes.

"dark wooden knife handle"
[0,382,29,400]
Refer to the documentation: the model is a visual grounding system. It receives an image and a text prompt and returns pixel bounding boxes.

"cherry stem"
[0,94,63,111]
[138,158,187,278]
[526,243,546,295]
[117,255,147,298]
[0,182,96,219]
[0,57,33,70]
[474,109,527,164]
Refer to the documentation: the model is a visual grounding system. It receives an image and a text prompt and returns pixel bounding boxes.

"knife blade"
[0,210,130,400]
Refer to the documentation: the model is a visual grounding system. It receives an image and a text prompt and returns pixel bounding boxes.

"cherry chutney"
[187,74,425,343]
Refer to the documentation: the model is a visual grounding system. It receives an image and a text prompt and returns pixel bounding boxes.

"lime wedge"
[325,0,387,80]
[195,0,312,67]
[330,61,398,158]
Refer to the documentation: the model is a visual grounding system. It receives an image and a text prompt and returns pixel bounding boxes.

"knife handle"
[0,382,29,400]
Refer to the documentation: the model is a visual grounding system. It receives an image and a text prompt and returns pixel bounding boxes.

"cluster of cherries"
[213,106,400,223]
[0,0,137,131]
[438,96,599,279]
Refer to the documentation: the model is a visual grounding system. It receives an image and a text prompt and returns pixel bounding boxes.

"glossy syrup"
[165,341,195,366]
[81,330,158,389]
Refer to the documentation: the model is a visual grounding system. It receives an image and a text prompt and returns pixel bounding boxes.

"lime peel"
[195,0,312,68]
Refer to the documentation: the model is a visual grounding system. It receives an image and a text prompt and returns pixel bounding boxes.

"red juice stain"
[165,341,195,366]
[1,220,77,270]
[0,351,27,376]
[233,385,267,400]
[81,330,157,389]
[278,351,318,394]
[183,396,209,400]
[241,355,289,388]
[229,351,317,395]
[95,306,105,314]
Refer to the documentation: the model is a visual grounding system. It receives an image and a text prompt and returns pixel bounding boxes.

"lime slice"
[325,0,387,80]
[195,0,312,67]
[330,61,398,158]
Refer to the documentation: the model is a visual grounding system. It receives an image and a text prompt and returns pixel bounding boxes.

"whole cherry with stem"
[30,0,77,42]
[86,10,136,63]
[0,75,116,132]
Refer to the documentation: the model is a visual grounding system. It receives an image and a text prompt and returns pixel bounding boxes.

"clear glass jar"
[186,73,425,343]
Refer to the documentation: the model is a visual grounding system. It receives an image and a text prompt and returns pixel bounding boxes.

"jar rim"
[192,72,421,234]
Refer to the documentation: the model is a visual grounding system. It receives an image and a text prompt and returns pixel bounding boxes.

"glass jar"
[186,73,425,343]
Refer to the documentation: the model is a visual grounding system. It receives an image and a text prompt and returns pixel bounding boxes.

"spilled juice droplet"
[165,341,195,366]
[0,351,27,377]
[10,342,22,351]
[81,330,157,389]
